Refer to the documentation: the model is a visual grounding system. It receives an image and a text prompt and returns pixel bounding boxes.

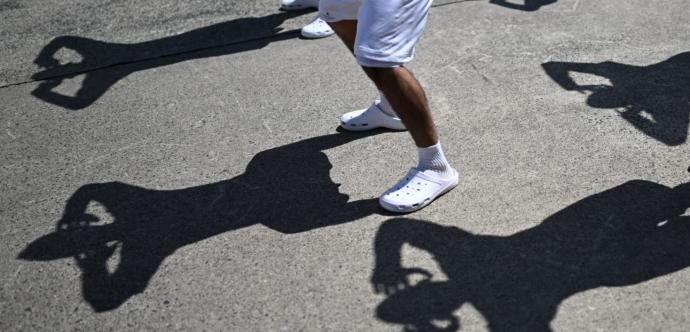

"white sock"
[417,142,455,178]
[377,90,398,117]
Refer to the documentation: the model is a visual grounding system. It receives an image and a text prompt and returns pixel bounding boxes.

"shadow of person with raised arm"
[30,10,308,110]
[542,52,690,146]
[18,130,386,312]
[489,0,557,11]
[372,180,690,331]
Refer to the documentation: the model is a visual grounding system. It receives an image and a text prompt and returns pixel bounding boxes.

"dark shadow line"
[26,28,301,84]
[0,79,34,89]
[432,0,484,8]
[4,0,477,89]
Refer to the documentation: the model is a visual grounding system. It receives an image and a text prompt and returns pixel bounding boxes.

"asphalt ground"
[1,0,690,330]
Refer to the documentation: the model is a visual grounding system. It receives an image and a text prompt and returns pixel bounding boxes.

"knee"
[362,66,399,87]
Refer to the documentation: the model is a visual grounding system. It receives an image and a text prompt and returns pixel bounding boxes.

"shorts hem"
[320,16,355,23]
[356,56,406,68]
[355,48,413,68]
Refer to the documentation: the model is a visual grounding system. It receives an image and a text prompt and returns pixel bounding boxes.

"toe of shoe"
[340,110,365,122]
[301,27,334,38]
[379,192,431,213]
[301,31,329,39]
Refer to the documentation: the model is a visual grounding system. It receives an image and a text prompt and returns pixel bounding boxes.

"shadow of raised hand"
[31,36,132,110]
[19,130,385,312]
[542,52,690,146]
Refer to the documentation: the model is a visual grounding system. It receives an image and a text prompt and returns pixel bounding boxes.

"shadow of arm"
[489,0,557,11]
[542,61,611,92]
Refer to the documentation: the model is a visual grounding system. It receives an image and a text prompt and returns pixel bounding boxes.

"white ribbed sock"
[377,90,398,117]
[417,142,455,179]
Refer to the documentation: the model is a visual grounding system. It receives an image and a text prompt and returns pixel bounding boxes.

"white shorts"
[319,0,433,67]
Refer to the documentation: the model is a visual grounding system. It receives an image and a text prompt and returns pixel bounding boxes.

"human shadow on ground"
[30,10,309,110]
[372,180,690,331]
[542,52,690,146]
[489,0,557,11]
[19,130,386,312]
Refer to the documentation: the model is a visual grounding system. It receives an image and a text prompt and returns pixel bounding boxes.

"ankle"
[377,91,398,117]
[417,142,454,178]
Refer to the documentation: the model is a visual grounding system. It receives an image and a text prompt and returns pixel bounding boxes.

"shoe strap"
[370,103,401,120]
[403,168,446,186]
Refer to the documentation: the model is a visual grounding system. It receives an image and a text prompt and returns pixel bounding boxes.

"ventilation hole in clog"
[362,123,368,126]
[412,203,419,207]
[417,189,420,191]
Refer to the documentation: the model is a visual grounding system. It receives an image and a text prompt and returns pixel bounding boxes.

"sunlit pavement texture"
[2,0,690,330]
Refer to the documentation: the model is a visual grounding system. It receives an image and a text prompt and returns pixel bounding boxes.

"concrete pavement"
[1,0,689,330]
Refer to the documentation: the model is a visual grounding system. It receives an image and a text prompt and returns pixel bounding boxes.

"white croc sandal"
[340,103,407,131]
[379,168,459,213]
[301,16,335,39]
[280,0,319,10]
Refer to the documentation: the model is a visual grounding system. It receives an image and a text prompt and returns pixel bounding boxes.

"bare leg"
[329,21,438,147]
[329,20,456,213]
[363,67,437,147]
[329,20,358,53]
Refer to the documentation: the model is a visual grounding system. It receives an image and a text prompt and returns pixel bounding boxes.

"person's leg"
[354,0,457,212]
[363,66,436,147]
[353,0,445,148]
[367,65,457,213]
[329,20,358,52]
[323,0,456,212]
[330,21,406,130]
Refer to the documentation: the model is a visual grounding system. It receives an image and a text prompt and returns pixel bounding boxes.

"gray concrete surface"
[1,0,690,330]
